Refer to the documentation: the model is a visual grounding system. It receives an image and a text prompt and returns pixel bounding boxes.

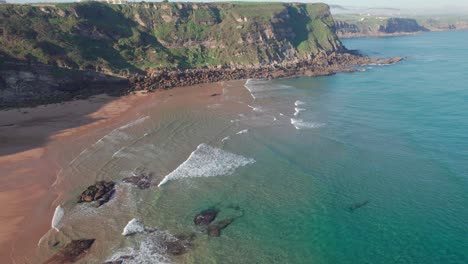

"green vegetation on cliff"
[0,2,344,74]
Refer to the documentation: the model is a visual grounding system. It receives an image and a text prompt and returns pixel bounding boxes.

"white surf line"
[68,116,149,166]
[244,79,257,99]
[221,136,231,142]
[294,100,306,106]
[236,129,249,135]
[51,205,64,232]
[294,107,306,116]
[158,143,255,187]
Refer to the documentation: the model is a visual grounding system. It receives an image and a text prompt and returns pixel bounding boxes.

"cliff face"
[0,2,344,74]
[0,63,129,108]
[334,14,468,38]
[335,17,428,38]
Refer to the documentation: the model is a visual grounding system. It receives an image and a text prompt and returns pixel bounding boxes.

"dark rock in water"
[44,239,95,264]
[78,181,115,207]
[349,200,370,212]
[194,208,219,225]
[164,233,195,256]
[103,255,134,264]
[165,241,188,256]
[123,173,153,189]
[207,218,234,237]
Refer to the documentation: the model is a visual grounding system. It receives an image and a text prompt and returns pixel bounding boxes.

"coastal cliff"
[334,14,468,38]
[0,2,392,108]
[0,2,343,72]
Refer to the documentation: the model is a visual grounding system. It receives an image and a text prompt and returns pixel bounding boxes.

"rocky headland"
[0,2,403,108]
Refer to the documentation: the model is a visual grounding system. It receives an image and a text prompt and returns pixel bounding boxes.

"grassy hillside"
[0,2,344,74]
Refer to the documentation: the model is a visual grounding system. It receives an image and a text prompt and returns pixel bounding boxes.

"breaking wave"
[294,107,306,116]
[158,144,255,186]
[51,205,64,231]
[290,118,326,130]
[244,79,292,99]
[294,100,306,106]
[236,129,249,135]
[106,231,174,264]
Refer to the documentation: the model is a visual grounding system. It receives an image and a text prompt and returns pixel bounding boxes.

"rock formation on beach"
[44,239,95,264]
[78,181,115,207]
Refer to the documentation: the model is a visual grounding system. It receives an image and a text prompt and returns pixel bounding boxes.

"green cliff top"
[0,2,343,74]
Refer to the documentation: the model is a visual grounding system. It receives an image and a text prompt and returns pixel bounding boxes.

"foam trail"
[236,129,249,135]
[106,231,173,264]
[244,79,257,99]
[247,105,263,112]
[69,116,149,165]
[122,218,145,236]
[51,205,64,231]
[290,118,326,130]
[119,116,149,130]
[294,107,306,116]
[295,100,306,106]
[221,136,231,142]
[158,144,255,187]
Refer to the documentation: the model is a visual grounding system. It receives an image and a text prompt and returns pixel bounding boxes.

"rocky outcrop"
[380,18,427,34]
[78,181,116,207]
[207,218,234,237]
[122,173,153,189]
[129,53,404,92]
[44,239,95,264]
[194,208,218,226]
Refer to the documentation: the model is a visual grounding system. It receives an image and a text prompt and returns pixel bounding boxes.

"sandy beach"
[0,82,227,263]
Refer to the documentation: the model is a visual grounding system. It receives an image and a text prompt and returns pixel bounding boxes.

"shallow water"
[43,31,468,263]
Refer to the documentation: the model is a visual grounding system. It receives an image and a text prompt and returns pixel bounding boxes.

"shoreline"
[0,80,233,263]
[0,91,156,263]
[0,54,402,262]
[1,52,403,109]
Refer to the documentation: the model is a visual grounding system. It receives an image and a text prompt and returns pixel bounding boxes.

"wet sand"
[0,82,227,263]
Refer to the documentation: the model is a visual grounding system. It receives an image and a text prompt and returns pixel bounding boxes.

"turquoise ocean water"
[150,31,468,263]
[47,31,468,264]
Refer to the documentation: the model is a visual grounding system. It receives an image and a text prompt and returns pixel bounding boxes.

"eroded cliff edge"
[0,2,399,108]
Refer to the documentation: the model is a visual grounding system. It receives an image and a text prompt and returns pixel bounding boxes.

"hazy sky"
[323,0,468,10]
[6,0,468,13]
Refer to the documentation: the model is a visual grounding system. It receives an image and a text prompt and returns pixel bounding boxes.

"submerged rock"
[44,239,95,264]
[349,200,370,212]
[123,173,153,189]
[194,208,219,225]
[207,218,234,237]
[122,218,146,236]
[78,181,115,207]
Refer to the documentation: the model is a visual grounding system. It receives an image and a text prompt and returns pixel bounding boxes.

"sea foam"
[122,218,146,236]
[294,100,306,106]
[236,129,249,135]
[244,79,292,99]
[158,144,255,187]
[51,205,64,231]
[294,107,306,116]
[290,118,326,130]
[106,231,173,264]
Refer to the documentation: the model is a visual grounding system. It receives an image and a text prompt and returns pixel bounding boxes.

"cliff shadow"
[0,93,127,157]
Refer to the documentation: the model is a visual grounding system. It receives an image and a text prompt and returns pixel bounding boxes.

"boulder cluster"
[44,239,95,264]
[77,181,115,207]
[128,53,403,92]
